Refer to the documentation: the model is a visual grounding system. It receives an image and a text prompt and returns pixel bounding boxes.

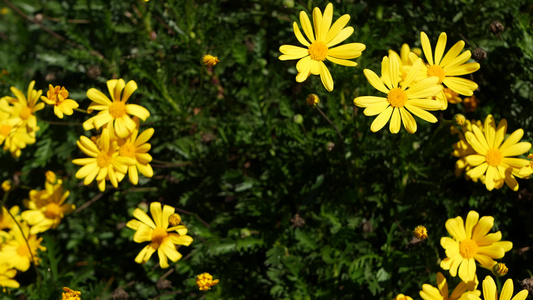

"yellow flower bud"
[306,94,320,107]
[492,262,508,277]
[203,55,219,67]
[1,180,11,192]
[196,273,219,291]
[168,213,182,226]
[454,114,466,127]
[413,225,428,240]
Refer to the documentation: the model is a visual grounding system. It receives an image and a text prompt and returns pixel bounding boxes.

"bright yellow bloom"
[126,202,193,268]
[0,263,19,289]
[464,114,531,191]
[468,276,529,300]
[196,273,219,291]
[440,211,512,283]
[6,81,44,131]
[62,287,81,300]
[21,179,75,234]
[72,128,134,191]
[394,294,413,300]
[83,79,150,138]
[0,206,20,232]
[418,32,480,109]
[420,272,479,300]
[116,120,154,185]
[279,3,365,91]
[203,55,219,67]
[0,222,46,271]
[452,119,482,178]
[353,54,442,133]
[40,85,79,119]
[2,125,36,158]
[413,225,428,240]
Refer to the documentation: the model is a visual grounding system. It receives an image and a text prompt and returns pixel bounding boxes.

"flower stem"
[316,106,343,140]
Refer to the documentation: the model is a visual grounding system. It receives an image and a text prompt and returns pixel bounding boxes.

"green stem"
[316,106,343,140]
[73,107,88,114]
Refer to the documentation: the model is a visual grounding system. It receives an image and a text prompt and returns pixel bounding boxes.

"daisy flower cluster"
[0,172,74,288]
[72,79,154,191]
[396,211,528,300]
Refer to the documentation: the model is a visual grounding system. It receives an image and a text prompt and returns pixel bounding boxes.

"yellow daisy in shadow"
[7,81,44,131]
[0,222,46,272]
[468,276,529,300]
[440,211,512,283]
[126,202,193,268]
[464,114,531,191]
[83,79,150,138]
[420,272,479,300]
[279,3,365,91]
[353,54,442,133]
[418,32,480,109]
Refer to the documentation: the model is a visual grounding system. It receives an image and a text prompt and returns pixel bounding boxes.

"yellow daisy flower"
[83,79,150,138]
[418,32,480,109]
[394,294,413,300]
[353,54,442,133]
[518,153,533,177]
[420,272,479,300]
[6,81,44,131]
[0,263,19,289]
[40,85,79,119]
[62,287,81,300]
[115,119,154,185]
[464,114,531,191]
[279,3,366,91]
[126,202,193,268]
[72,128,134,191]
[202,55,219,67]
[21,179,75,235]
[468,276,529,300]
[0,222,46,272]
[440,211,512,283]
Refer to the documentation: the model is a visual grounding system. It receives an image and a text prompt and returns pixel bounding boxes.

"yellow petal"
[434,32,447,66]
[326,56,357,67]
[122,80,138,103]
[326,26,353,48]
[293,22,310,47]
[399,108,417,133]
[126,104,150,121]
[150,202,163,228]
[353,96,387,107]
[324,14,350,45]
[299,11,315,43]
[501,142,531,157]
[363,69,389,94]
[420,31,434,65]
[370,106,393,132]
[133,207,156,228]
[440,40,465,67]
[318,61,334,92]
[389,108,401,134]
[327,43,365,59]
[445,63,480,76]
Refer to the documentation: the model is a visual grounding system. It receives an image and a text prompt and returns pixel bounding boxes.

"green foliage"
[0,0,532,299]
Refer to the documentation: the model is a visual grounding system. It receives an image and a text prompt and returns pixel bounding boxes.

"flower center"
[459,239,478,259]
[151,227,168,245]
[427,65,446,84]
[96,152,112,168]
[119,142,136,158]
[20,106,32,120]
[387,88,408,108]
[308,41,328,61]
[44,203,61,219]
[0,124,11,136]
[16,243,31,257]
[109,101,126,119]
[485,148,503,167]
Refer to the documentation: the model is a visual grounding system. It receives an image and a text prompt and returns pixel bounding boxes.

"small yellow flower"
[1,180,11,192]
[168,213,181,226]
[306,94,320,107]
[279,3,366,91]
[40,85,79,119]
[440,211,512,282]
[394,294,413,300]
[196,273,219,291]
[420,272,479,300]
[413,225,428,240]
[115,119,154,185]
[0,222,46,271]
[83,79,150,138]
[203,55,219,67]
[492,262,508,277]
[468,276,529,300]
[126,202,193,268]
[62,287,81,300]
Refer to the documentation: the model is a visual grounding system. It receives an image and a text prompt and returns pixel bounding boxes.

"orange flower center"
[44,203,61,219]
[16,243,31,257]
[387,88,408,108]
[308,41,328,61]
[96,152,112,168]
[427,65,446,84]
[119,142,136,158]
[485,148,503,167]
[20,106,32,120]
[0,124,11,136]
[459,239,478,259]
[151,227,168,245]
[109,101,126,119]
